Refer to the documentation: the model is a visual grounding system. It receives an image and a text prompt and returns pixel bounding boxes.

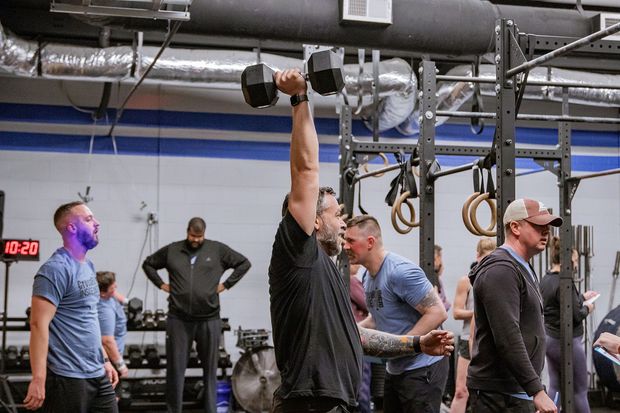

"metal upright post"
[418,60,438,285]
[0,260,17,413]
[338,105,355,216]
[494,19,518,245]
[338,104,355,281]
[558,88,575,413]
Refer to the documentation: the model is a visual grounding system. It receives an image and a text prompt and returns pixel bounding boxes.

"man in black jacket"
[467,198,561,413]
[143,217,251,413]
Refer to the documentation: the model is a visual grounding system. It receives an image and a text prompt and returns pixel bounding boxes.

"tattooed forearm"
[415,289,440,312]
[358,326,417,358]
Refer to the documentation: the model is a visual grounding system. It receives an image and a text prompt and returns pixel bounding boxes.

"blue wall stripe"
[0,103,618,148]
[0,130,617,172]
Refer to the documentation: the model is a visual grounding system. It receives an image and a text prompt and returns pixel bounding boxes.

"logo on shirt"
[366,289,383,309]
[77,277,99,298]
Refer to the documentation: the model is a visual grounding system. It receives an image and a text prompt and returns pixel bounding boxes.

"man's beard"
[186,240,203,251]
[77,228,98,250]
[317,227,342,257]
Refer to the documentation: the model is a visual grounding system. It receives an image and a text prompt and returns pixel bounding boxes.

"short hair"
[53,201,85,232]
[187,217,206,233]
[281,187,336,217]
[346,215,382,238]
[96,271,116,292]
[476,237,496,256]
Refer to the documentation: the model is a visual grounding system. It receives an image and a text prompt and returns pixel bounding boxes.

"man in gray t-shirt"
[24,201,119,412]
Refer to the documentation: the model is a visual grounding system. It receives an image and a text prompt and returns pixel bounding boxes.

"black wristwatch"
[290,94,309,106]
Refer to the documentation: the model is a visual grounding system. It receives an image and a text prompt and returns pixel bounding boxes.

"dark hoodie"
[467,247,545,396]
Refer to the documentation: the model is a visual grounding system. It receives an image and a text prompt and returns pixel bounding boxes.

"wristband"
[412,336,422,353]
[290,94,309,106]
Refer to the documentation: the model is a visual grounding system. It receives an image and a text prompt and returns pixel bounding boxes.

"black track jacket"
[143,240,251,320]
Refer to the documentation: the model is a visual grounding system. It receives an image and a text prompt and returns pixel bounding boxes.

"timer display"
[1,239,40,261]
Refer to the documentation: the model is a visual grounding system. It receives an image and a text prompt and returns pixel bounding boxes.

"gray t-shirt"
[98,297,128,356]
[363,252,443,374]
[32,248,105,378]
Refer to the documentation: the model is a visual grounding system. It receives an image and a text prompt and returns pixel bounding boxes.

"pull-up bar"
[436,75,620,91]
[436,110,620,124]
[567,168,620,181]
[506,20,620,77]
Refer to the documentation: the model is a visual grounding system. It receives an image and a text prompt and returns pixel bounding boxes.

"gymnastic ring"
[461,192,482,236]
[391,193,414,235]
[469,193,497,237]
[362,152,389,177]
[395,191,420,228]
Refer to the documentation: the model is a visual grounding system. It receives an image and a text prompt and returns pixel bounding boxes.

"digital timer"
[1,239,40,261]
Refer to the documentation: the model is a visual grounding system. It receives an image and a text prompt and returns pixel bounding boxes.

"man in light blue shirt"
[97,271,129,378]
[24,201,118,412]
[345,215,449,413]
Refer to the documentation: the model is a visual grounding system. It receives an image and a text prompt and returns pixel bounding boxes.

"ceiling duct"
[3,0,596,56]
[0,19,416,131]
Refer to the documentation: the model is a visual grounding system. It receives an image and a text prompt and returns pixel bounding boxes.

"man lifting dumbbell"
[241,49,345,108]
[267,64,454,413]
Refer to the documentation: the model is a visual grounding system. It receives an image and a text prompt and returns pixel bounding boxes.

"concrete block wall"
[0,77,618,362]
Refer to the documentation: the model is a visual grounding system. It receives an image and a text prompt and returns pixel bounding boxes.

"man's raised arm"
[275,69,318,235]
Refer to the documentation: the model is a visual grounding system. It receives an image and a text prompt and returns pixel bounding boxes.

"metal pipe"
[567,168,620,181]
[507,21,620,77]
[436,110,620,124]
[9,0,595,56]
[430,161,479,179]
[353,163,403,183]
[437,75,620,90]
[437,75,496,84]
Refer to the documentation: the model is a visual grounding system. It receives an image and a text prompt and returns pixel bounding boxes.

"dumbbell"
[5,346,18,368]
[218,350,232,369]
[192,380,205,401]
[119,381,132,408]
[144,345,160,368]
[241,49,344,108]
[20,345,30,366]
[25,307,31,329]
[155,309,167,329]
[143,310,156,329]
[127,297,144,328]
[128,344,143,368]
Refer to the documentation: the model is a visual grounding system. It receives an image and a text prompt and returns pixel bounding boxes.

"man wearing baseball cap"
[467,198,562,413]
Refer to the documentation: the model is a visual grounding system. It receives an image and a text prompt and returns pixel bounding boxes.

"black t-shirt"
[268,212,362,406]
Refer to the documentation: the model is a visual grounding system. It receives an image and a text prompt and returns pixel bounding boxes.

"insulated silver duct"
[0,20,416,131]
[0,24,37,77]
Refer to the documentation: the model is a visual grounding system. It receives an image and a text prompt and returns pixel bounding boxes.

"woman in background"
[540,237,598,413]
[449,237,496,413]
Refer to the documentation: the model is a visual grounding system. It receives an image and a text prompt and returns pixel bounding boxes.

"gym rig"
[338,18,620,413]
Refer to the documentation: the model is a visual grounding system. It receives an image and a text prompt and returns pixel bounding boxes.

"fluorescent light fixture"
[50,0,192,21]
